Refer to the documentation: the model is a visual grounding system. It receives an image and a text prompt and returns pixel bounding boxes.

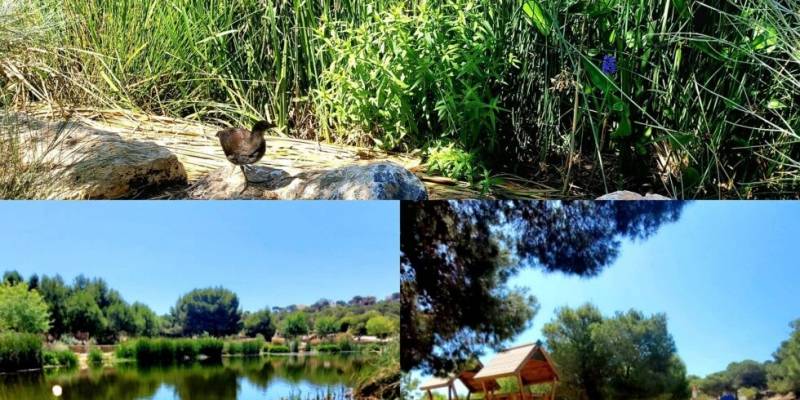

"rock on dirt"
[188,162,428,200]
[19,118,186,199]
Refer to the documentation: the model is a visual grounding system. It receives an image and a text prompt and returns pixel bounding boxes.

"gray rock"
[189,162,427,200]
[19,119,187,199]
[597,190,671,200]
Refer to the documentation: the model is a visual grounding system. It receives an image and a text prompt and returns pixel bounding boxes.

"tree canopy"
[1,270,398,343]
[543,304,689,400]
[767,319,800,393]
[401,200,685,374]
[171,287,242,337]
[0,283,50,334]
[243,309,276,339]
[281,312,309,338]
[314,316,340,337]
[366,315,395,338]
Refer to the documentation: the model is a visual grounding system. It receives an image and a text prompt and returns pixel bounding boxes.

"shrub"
[133,338,175,364]
[364,343,383,353]
[265,344,290,354]
[303,341,312,352]
[337,337,354,352]
[174,339,199,362]
[196,338,223,360]
[0,283,51,334]
[241,339,263,355]
[225,341,243,355]
[317,344,341,353]
[0,332,43,372]
[289,340,299,353]
[43,350,78,368]
[366,315,396,339]
[426,144,482,183]
[115,342,135,359]
[88,347,103,366]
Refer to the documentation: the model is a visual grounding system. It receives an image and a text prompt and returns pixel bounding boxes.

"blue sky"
[417,201,800,391]
[508,201,800,377]
[0,201,398,315]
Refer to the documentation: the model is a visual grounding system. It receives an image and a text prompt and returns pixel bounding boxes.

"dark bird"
[216,120,272,192]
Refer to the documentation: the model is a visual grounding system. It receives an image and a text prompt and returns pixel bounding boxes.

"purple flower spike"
[601,55,617,75]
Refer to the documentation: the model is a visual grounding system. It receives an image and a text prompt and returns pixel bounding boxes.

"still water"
[0,355,369,400]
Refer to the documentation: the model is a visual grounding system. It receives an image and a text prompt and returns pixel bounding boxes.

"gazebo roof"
[420,376,454,391]
[473,343,559,386]
[419,360,499,392]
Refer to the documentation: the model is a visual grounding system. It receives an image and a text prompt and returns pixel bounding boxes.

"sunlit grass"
[2,0,798,198]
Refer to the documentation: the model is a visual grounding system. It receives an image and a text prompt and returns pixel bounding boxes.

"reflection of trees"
[232,355,370,389]
[0,355,375,400]
[171,365,239,400]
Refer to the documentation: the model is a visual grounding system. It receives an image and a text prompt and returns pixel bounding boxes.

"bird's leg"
[239,165,249,196]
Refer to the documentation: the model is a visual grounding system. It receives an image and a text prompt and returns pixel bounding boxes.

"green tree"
[543,305,689,400]
[64,291,106,338]
[131,302,160,337]
[106,301,137,337]
[401,201,685,374]
[2,270,23,286]
[244,309,276,339]
[726,360,768,390]
[281,312,309,338]
[592,310,687,399]
[0,283,50,334]
[38,275,69,336]
[171,287,242,337]
[366,315,396,338]
[27,274,39,291]
[767,319,800,393]
[314,316,340,337]
[542,304,608,400]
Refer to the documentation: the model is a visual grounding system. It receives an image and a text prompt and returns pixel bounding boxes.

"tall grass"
[130,338,222,364]
[0,332,43,372]
[42,349,78,368]
[4,0,800,197]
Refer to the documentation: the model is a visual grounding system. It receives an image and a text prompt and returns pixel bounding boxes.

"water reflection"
[0,355,367,400]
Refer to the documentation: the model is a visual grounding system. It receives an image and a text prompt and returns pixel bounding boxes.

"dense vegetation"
[401,200,684,374]
[0,332,43,372]
[543,304,689,400]
[2,0,799,197]
[1,270,399,345]
[0,272,399,396]
[692,318,800,398]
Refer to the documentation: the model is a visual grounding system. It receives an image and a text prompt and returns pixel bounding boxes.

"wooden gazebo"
[471,342,560,400]
[420,361,499,400]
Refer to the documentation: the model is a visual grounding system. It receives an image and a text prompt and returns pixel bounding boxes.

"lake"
[0,354,371,400]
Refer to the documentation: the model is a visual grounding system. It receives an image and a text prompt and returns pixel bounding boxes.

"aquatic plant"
[88,347,103,366]
[0,332,43,372]
[43,349,78,368]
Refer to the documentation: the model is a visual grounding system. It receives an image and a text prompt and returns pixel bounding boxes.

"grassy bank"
[3,0,797,197]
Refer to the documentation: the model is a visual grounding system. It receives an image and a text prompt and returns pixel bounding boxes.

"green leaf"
[522,1,551,36]
[583,59,612,93]
[672,0,690,18]
[668,133,695,148]
[767,99,787,110]
[751,25,778,53]
[681,166,701,189]
[612,116,632,138]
